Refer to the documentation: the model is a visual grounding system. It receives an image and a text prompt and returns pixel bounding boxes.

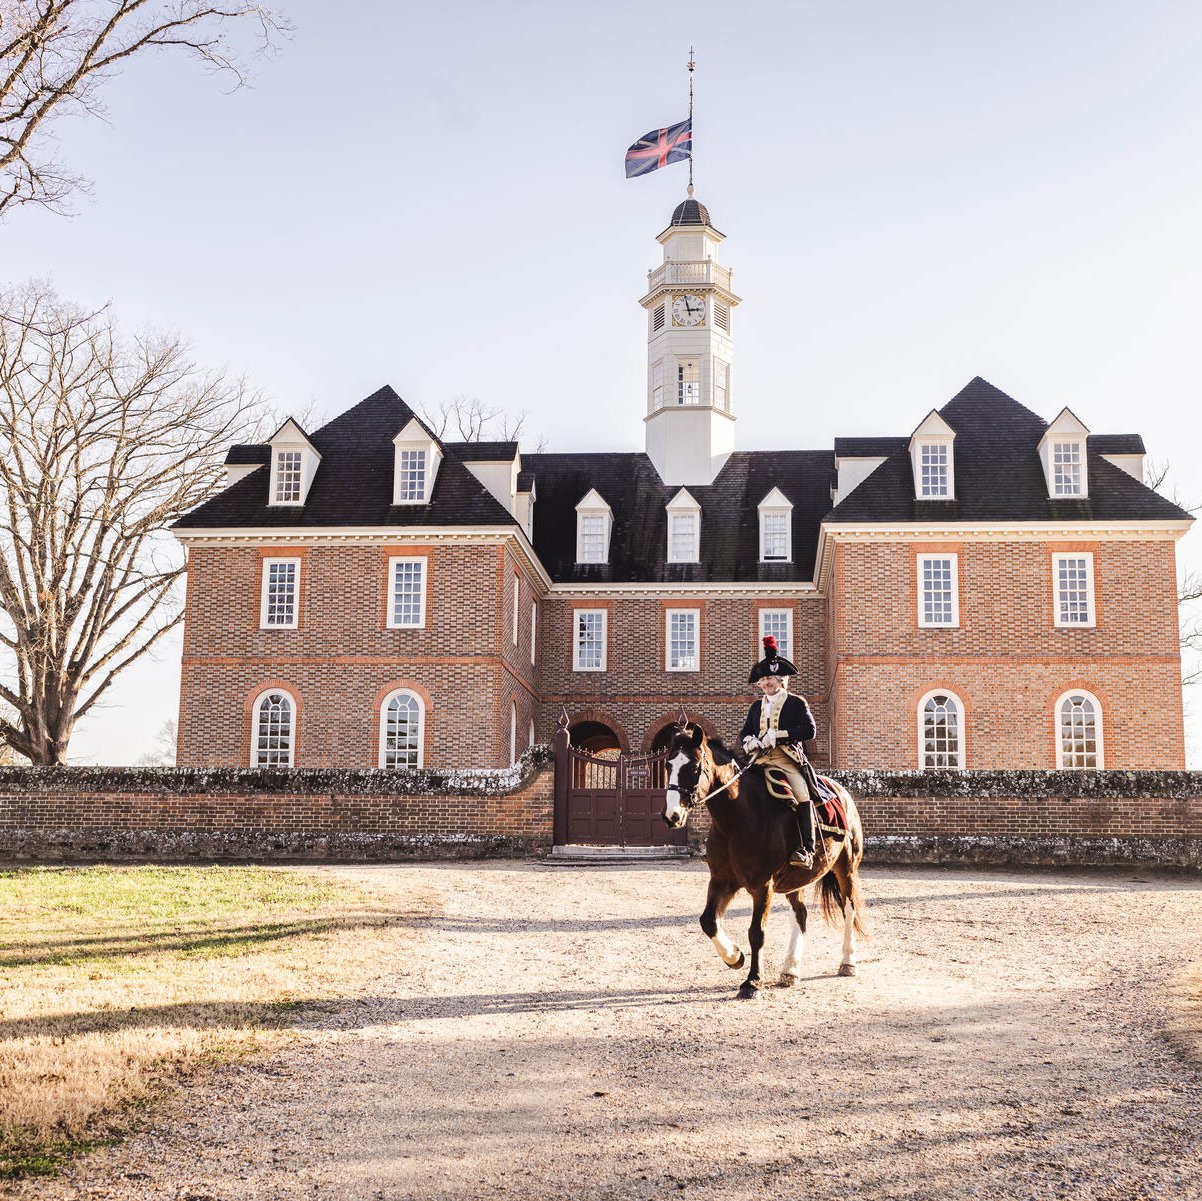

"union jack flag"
[624,118,692,179]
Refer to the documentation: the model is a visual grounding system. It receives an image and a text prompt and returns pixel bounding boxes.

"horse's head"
[662,724,711,828]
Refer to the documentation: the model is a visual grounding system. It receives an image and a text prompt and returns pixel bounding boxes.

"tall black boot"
[789,805,816,868]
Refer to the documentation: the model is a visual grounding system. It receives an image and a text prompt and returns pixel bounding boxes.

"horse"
[662,724,867,999]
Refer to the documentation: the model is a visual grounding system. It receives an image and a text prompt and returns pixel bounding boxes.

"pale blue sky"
[5,0,1201,763]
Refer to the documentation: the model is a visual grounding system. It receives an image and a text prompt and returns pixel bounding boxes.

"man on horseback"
[739,635,823,869]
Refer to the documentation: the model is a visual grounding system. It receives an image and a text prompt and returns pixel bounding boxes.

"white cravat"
[760,689,787,728]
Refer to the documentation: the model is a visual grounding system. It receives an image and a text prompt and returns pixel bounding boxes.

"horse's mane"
[707,737,737,766]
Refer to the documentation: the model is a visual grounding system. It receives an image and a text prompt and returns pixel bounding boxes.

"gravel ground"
[8,862,1202,1201]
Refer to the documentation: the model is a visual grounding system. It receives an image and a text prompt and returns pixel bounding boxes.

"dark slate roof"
[175,386,517,530]
[446,441,518,462]
[1090,434,1145,455]
[668,196,721,232]
[833,437,908,458]
[226,444,270,466]
[825,377,1189,525]
[524,450,835,584]
[516,469,535,492]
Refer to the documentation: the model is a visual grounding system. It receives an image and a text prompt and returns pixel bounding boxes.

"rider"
[739,635,819,869]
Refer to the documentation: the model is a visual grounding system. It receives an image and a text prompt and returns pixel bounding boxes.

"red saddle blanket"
[763,767,849,831]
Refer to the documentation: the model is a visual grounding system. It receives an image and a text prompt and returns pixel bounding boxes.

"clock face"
[671,294,705,327]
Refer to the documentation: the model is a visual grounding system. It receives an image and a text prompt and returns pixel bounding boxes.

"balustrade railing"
[646,260,732,291]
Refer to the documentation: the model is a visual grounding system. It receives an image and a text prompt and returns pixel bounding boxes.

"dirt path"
[10,863,1202,1201]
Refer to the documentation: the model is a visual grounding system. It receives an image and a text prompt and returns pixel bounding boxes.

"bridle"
[673,742,759,811]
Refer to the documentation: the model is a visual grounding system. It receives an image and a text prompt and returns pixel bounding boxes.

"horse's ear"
[690,724,705,748]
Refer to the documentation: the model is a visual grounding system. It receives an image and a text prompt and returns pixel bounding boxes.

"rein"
[681,752,759,810]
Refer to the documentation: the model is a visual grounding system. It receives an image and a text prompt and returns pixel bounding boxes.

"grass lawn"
[0,864,416,1179]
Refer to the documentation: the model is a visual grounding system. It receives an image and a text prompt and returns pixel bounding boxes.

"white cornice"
[821,520,1191,539]
[549,580,818,598]
[174,524,553,590]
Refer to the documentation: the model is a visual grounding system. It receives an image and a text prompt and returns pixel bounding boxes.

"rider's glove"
[742,735,760,753]
[760,729,778,748]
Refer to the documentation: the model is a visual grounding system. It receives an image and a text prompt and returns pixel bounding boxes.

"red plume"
[762,635,778,654]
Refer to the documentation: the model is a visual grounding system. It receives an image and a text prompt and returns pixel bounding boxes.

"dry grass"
[0,864,427,1179]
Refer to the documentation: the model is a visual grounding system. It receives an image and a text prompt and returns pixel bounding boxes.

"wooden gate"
[553,729,687,848]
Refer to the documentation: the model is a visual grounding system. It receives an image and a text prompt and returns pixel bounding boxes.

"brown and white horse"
[662,724,867,999]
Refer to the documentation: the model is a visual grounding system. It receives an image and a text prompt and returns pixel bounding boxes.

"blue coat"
[738,693,817,747]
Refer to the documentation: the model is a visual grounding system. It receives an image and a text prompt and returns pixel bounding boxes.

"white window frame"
[575,491,613,565]
[918,442,952,498]
[665,607,700,672]
[714,359,730,411]
[512,575,520,645]
[395,447,428,504]
[251,688,296,768]
[651,358,665,410]
[1055,689,1104,769]
[379,688,424,769]
[530,600,537,666]
[509,701,517,765]
[271,449,304,505]
[918,689,965,770]
[1053,553,1096,628]
[573,608,607,672]
[528,717,536,749]
[387,556,427,629]
[259,557,301,629]
[917,554,960,628]
[1051,441,1085,497]
[758,609,793,663]
[677,359,700,405]
[759,510,791,562]
[667,512,700,563]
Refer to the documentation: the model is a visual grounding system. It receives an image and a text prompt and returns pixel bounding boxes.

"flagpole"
[687,47,695,197]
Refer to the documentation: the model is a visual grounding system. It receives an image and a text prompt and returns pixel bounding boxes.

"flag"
[624,118,692,179]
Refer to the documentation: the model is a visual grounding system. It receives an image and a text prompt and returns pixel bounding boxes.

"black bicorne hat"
[749,635,798,683]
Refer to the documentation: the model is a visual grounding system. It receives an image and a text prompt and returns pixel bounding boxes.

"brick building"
[173,195,1192,773]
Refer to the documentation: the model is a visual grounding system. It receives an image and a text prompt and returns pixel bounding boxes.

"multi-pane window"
[388,557,426,628]
[668,512,699,562]
[512,576,520,645]
[1052,442,1083,496]
[530,601,537,665]
[381,690,422,769]
[252,690,294,767]
[578,513,608,562]
[1058,693,1101,768]
[921,692,963,769]
[510,701,517,765]
[678,360,700,405]
[274,450,302,503]
[758,609,792,662]
[1054,554,1095,626]
[651,360,664,410]
[573,609,607,671]
[760,511,790,561]
[918,555,958,627]
[260,558,300,628]
[396,448,427,502]
[666,608,700,671]
[714,360,730,411]
[919,443,950,497]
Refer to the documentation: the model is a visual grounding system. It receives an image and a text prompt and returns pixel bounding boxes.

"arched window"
[252,689,295,767]
[1056,691,1103,769]
[528,717,536,749]
[510,701,517,765]
[380,690,424,769]
[919,691,965,769]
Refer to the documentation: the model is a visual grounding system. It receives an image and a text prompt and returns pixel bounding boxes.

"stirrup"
[789,847,814,869]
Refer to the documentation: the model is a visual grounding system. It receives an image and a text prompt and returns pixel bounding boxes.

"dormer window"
[575,489,613,564]
[1038,408,1090,499]
[275,451,302,503]
[666,488,701,562]
[266,419,320,507]
[1052,442,1083,496]
[397,448,427,502]
[908,411,956,500]
[392,418,442,505]
[757,488,793,562]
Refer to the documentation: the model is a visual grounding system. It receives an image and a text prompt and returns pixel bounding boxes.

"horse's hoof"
[837,962,858,977]
[778,971,799,988]
[728,950,746,970]
[736,983,762,1000]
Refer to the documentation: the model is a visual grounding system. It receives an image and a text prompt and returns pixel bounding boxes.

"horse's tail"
[819,789,868,936]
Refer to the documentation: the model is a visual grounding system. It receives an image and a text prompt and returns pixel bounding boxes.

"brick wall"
[830,537,1186,769]
[536,594,829,759]
[179,542,520,769]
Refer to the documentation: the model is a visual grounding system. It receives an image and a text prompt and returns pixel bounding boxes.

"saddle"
[762,766,849,834]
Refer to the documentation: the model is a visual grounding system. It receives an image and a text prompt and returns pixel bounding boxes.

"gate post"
[553,707,570,846]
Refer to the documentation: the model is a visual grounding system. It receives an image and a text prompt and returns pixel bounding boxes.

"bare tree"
[1146,457,1202,684]
[0,281,260,763]
[134,716,175,765]
[0,0,288,215]
[419,394,547,450]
